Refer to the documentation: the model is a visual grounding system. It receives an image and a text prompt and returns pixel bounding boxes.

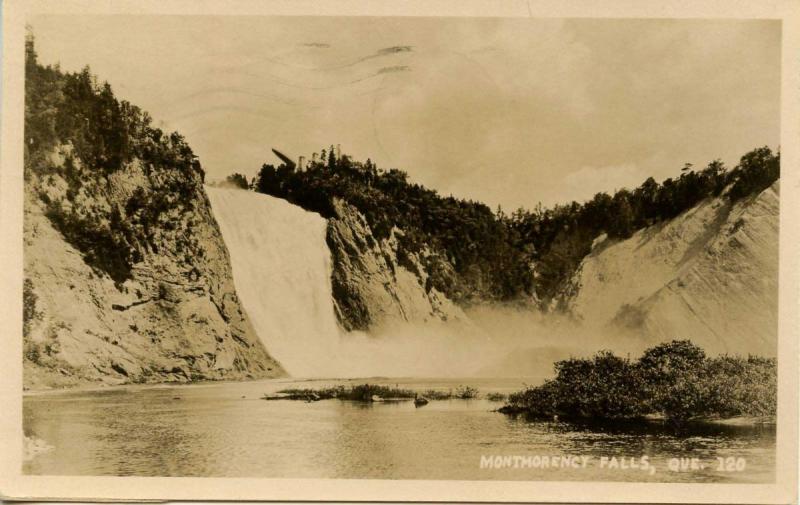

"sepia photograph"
[1,0,798,503]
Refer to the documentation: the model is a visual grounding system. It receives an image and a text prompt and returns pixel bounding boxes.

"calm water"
[23,377,775,482]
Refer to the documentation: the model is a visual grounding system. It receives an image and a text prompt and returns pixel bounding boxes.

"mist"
[207,186,651,379]
[327,304,653,379]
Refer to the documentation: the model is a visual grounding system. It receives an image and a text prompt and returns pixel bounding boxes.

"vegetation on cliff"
[499,340,777,423]
[254,152,530,302]
[25,33,204,284]
[249,144,779,306]
[23,33,282,388]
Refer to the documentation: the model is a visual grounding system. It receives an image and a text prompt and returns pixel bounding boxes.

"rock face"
[23,145,284,389]
[326,199,465,331]
[560,182,779,356]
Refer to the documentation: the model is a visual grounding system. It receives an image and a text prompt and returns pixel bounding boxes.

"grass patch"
[454,385,479,399]
[347,384,416,401]
[267,383,416,402]
[265,383,483,402]
[418,385,480,400]
[421,389,453,400]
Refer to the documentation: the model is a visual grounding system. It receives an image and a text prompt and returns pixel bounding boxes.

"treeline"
[505,149,780,301]
[499,340,776,423]
[25,35,201,178]
[248,144,779,305]
[253,150,531,301]
[25,34,204,283]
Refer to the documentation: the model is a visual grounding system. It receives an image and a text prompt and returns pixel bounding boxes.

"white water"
[206,187,344,376]
[206,187,606,378]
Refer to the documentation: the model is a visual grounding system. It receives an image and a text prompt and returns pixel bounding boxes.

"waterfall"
[206,187,343,377]
[206,187,557,379]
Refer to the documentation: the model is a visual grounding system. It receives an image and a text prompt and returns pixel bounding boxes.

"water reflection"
[23,379,775,482]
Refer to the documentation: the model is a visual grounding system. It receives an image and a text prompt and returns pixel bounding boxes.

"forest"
[25,34,204,283]
[248,143,779,305]
[24,30,779,302]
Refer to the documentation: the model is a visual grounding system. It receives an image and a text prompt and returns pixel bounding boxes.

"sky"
[29,15,781,210]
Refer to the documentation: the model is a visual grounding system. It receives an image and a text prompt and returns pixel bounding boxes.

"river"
[23,377,775,482]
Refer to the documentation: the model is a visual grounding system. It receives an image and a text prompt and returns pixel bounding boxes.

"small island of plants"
[499,340,776,425]
[262,383,482,402]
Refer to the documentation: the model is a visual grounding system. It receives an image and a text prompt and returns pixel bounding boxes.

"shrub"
[22,279,40,337]
[502,381,560,416]
[637,340,707,421]
[454,385,479,399]
[421,389,453,400]
[700,355,777,418]
[224,173,249,189]
[501,340,777,423]
[24,341,43,364]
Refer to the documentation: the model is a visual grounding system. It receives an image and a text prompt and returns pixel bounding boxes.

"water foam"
[207,187,344,376]
[206,187,588,379]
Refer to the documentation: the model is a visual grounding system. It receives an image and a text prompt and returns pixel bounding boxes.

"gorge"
[21,36,780,389]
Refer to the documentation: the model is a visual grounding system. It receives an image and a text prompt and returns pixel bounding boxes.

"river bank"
[22,376,776,482]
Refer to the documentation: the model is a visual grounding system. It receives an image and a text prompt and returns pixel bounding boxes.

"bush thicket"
[500,340,777,423]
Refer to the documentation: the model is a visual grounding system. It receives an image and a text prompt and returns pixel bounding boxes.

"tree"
[608,190,634,238]
[637,340,707,422]
[328,144,337,170]
[23,279,40,337]
[224,173,249,189]
[728,146,779,201]
[702,159,727,195]
[633,176,659,225]
[255,164,281,194]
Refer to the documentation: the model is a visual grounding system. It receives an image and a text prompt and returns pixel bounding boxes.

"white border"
[1,1,798,503]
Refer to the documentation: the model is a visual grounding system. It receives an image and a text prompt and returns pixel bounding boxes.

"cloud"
[377,65,410,75]
[376,45,413,55]
[561,163,643,203]
[301,42,331,48]
[29,16,780,211]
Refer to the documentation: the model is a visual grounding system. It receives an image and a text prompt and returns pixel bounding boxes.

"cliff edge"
[560,181,779,356]
[22,47,283,389]
[24,146,284,389]
[326,199,465,331]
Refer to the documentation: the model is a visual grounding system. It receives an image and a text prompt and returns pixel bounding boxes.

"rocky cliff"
[23,145,284,389]
[22,41,284,389]
[559,181,779,356]
[326,199,465,331]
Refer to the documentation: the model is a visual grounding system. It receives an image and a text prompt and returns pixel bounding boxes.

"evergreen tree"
[609,190,634,238]
[328,144,336,170]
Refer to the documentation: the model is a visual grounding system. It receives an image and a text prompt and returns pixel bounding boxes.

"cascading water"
[206,187,580,379]
[206,187,344,377]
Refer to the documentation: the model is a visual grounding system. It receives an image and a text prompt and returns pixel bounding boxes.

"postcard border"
[1,0,798,503]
